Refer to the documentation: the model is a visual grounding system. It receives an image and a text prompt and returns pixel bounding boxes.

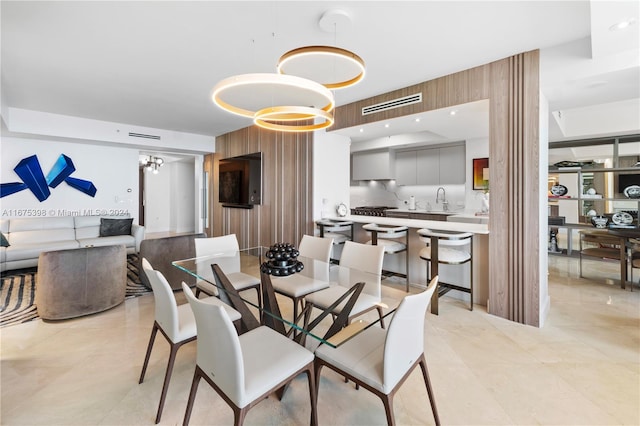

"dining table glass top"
[172,246,388,348]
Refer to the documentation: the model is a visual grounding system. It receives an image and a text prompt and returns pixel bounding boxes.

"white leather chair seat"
[271,274,330,298]
[305,285,381,317]
[365,239,406,253]
[196,271,260,296]
[315,326,388,393]
[238,326,315,408]
[419,246,471,264]
[324,232,349,244]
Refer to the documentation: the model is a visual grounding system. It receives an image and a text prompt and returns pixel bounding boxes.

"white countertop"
[332,214,489,234]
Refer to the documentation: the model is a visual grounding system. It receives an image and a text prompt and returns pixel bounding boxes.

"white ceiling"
[1,1,639,145]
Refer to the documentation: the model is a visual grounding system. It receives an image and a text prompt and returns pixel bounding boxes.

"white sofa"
[0,216,145,272]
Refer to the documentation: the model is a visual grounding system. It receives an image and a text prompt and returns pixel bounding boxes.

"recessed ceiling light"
[449,110,457,116]
[609,19,637,31]
[359,128,364,133]
[415,118,421,122]
[384,123,390,128]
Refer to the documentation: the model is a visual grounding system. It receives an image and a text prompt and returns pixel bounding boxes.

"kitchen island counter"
[340,214,489,234]
[321,214,489,308]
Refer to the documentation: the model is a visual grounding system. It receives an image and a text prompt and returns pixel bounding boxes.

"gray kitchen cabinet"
[395,143,464,185]
[352,150,395,180]
[438,145,465,184]
[416,148,440,185]
[395,151,418,185]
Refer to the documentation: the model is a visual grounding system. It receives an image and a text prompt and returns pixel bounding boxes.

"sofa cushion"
[9,228,77,245]
[99,218,133,237]
[9,217,74,232]
[6,240,80,262]
[77,235,135,249]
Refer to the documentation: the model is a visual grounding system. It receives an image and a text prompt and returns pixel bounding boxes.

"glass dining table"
[172,246,391,348]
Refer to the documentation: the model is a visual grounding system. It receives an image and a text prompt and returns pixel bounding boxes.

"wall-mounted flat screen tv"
[219,152,262,208]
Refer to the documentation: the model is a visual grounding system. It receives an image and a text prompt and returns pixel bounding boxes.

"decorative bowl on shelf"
[550,184,568,196]
[611,212,634,226]
[623,185,640,199]
[590,215,609,229]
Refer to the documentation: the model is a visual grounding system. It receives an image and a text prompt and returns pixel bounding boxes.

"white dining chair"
[271,235,333,322]
[194,234,262,307]
[314,276,440,426]
[138,258,241,424]
[181,283,318,426]
[304,240,386,328]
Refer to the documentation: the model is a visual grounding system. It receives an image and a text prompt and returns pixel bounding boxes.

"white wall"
[1,135,139,220]
[170,161,196,233]
[313,130,351,223]
[144,160,197,234]
[144,165,171,232]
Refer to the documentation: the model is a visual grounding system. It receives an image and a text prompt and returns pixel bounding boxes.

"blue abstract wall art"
[1,154,97,201]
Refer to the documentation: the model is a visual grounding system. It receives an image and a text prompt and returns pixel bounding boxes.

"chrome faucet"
[436,187,449,211]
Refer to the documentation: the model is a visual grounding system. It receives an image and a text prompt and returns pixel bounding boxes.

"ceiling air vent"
[361,93,422,116]
[128,132,161,140]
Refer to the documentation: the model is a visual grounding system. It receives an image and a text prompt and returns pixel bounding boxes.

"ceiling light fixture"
[609,18,637,31]
[212,73,334,119]
[254,106,334,132]
[210,9,364,132]
[142,156,164,174]
[277,45,365,89]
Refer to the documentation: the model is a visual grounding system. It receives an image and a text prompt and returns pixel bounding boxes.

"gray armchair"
[36,245,127,320]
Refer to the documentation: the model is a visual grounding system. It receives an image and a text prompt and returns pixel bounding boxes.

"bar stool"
[317,219,354,264]
[363,223,410,292]
[417,228,473,312]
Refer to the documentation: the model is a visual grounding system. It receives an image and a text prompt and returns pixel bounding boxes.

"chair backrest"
[382,276,438,391]
[195,234,241,275]
[417,228,472,248]
[298,234,333,263]
[340,240,385,274]
[182,283,245,406]
[363,223,408,239]
[141,258,180,340]
[335,241,385,297]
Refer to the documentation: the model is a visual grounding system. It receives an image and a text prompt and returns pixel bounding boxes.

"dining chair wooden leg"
[381,393,395,426]
[305,365,318,426]
[139,322,159,383]
[419,355,440,426]
[233,406,248,426]
[156,340,188,424]
[182,367,202,426]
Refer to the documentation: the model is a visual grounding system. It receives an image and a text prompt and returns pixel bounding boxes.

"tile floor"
[1,256,639,425]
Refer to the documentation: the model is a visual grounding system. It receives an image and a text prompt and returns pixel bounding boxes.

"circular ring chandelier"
[277,45,365,90]
[212,73,334,118]
[254,106,334,132]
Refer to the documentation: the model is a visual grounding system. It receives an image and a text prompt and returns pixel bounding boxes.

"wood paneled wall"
[332,51,541,326]
[204,126,314,250]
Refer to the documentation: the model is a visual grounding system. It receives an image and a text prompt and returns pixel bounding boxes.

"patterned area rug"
[0,254,150,327]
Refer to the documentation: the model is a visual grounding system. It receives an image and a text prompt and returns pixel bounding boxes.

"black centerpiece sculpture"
[260,243,304,277]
